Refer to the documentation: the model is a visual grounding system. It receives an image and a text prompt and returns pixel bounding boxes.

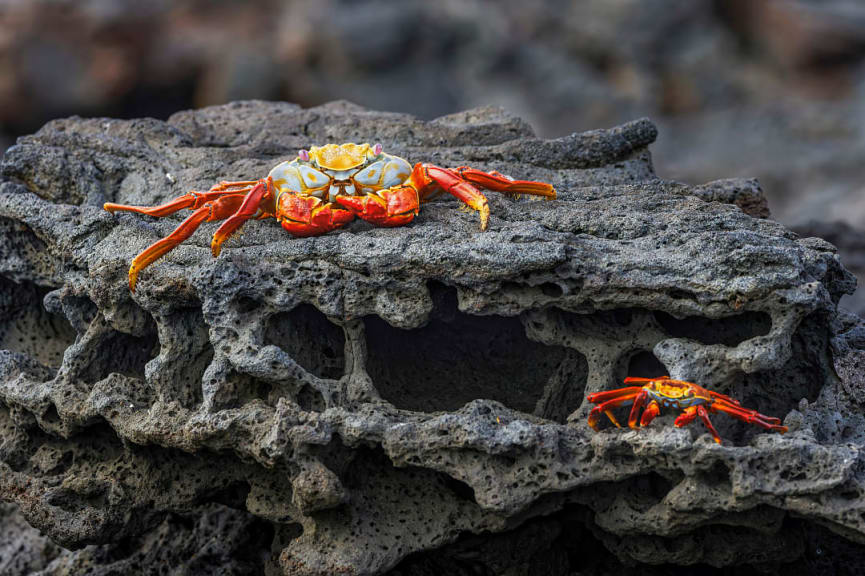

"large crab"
[586,376,788,444]
[104,143,556,291]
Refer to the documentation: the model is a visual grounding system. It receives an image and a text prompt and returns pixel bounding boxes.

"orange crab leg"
[104,194,199,217]
[711,397,782,424]
[209,180,260,192]
[415,164,491,230]
[454,167,556,199]
[127,194,246,292]
[623,376,670,384]
[640,401,661,427]
[587,393,639,430]
[711,402,787,432]
[674,406,698,427]
[628,389,649,428]
[585,386,643,404]
[697,405,722,444]
[674,405,723,444]
[104,184,257,218]
[708,389,742,406]
[210,179,275,257]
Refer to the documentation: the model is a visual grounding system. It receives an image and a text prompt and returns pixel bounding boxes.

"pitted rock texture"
[0,100,863,575]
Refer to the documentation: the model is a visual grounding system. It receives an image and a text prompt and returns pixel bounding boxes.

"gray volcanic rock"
[0,101,863,575]
[793,220,865,318]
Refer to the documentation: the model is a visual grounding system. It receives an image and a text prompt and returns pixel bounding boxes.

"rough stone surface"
[793,220,865,320]
[0,100,863,575]
[3,0,865,317]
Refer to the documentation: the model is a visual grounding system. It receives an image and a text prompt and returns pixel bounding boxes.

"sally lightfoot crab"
[104,142,556,291]
[586,376,788,445]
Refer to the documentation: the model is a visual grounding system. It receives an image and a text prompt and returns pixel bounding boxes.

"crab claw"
[336,186,419,227]
[278,194,355,237]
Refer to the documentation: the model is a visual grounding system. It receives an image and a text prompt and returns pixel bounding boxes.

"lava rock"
[0,101,863,575]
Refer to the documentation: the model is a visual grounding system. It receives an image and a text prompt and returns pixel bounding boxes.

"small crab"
[586,376,788,444]
[104,142,556,291]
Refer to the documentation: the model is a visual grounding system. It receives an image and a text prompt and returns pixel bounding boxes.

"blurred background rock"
[0,0,862,313]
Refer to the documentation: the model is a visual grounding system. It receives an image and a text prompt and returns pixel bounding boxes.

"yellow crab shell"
[309,143,376,171]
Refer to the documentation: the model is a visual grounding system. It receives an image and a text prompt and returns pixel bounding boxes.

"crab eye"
[373,143,382,156]
[298,149,310,162]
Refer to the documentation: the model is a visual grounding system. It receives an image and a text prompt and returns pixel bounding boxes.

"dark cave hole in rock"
[74,419,126,462]
[364,283,570,414]
[540,282,564,298]
[341,447,485,554]
[722,313,830,444]
[441,474,476,504]
[654,310,772,347]
[296,383,326,412]
[212,370,327,411]
[0,276,76,370]
[166,304,213,408]
[535,348,589,424]
[234,296,260,315]
[54,294,98,335]
[211,371,274,410]
[264,303,345,380]
[79,325,160,385]
[703,461,732,486]
[41,403,60,426]
[207,480,252,510]
[625,350,669,379]
[628,471,680,511]
[612,309,633,326]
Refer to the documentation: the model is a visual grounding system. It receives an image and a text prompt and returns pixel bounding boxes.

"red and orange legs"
[697,406,722,444]
[277,193,356,237]
[708,389,743,407]
[623,390,661,429]
[104,180,262,217]
[674,406,699,428]
[127,194,245,291]
[210,179,275,256]
[639,401,661,427]
[109,178,277,291]
[586,388,642,430]
[674,405,722,444]
[332,163,554,231]
[710,401,788,434]
[104,193,199,217]
[585,387,643,404]
[628,390,649,428]
[334,185,419,228]
[409,164,491,229]
[624,376,669,385]
[454,167,556,200]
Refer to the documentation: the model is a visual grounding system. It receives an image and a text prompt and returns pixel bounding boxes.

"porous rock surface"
[0,100,863,575]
